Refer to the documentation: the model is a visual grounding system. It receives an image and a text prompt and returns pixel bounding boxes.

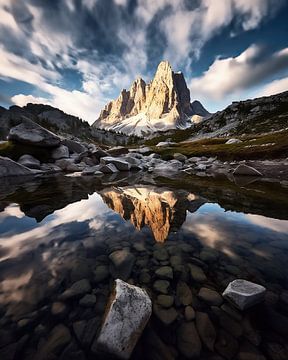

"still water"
[0,173,288,359]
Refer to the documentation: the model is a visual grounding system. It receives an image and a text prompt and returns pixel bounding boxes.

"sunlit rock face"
[100,186,205,242]
[93,61,210,136]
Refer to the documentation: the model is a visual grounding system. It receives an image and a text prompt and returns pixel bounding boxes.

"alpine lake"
[0,171,288,360]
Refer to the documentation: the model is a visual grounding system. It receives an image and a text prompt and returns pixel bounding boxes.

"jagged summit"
[93,60,210,137]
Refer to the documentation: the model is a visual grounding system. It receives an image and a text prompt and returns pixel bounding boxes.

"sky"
[0,0,288,123]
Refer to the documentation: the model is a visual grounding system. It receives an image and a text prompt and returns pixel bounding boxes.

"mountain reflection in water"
[0,174,288,359]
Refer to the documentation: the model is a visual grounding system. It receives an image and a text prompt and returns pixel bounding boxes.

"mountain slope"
[93,61,210,136]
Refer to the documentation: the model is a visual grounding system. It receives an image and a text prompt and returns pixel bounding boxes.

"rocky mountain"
[100,186,205,242]
[93,61,210,137]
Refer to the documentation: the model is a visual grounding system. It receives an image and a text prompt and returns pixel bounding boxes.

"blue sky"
[0,0,288,123]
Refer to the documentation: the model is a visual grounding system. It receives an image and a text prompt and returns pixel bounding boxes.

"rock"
[157,295,174,308]
[153,304,178,325]
[155,266,173,280]
[51,302,67,317]
[52,145,69,160]
[188,264,207,283]
[156,141,174,147]
[173,153,187,162]
[62,139,86,153]
[153,248,169,261]
[101,156,131,171]
[55,158,79,172]
[8,120,60,147]
[60,342,86,360]
[195,163,207,171]
[98,163,119,174]
[92,279,152,359]
[153,280,170,294]
[138,271,151,284]
[185,306,195,321]
[108,146,129,156]
[94,265,110,283]
[142,327,176,360]
[177,322,202,359]
[73,317,100,348]
[109,249,135,281]
[0,156,34,177]
[79,294,96,307]
[196,312,216,351]
[212,307,243,338]
[198,288,223,306]
[18,154,41,169]
[81,166,100,175]
[225,138,242,144]
[233,164,262,176]
[222,279,266,310]
[215,329,238,360]
[60,279,91,300]
[176,281,193,306]
[237,340,266,360]
[35,324,71,360]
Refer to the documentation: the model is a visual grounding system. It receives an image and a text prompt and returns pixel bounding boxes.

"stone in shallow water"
[79,294,96,307]
[195,311,216,352]
[153,304,178,325]
[188,264,207,283]
[176,281,193,306]
[177,322,201,359]
[109,249,135,281]
[153,280,170,294]
[215,329,238,360]
[222,279,266,310]
[60,279,91,300]
[185,306,195,321]
[157,294,174,308]
[94,265,110,283]
[155,266,173,280]
[198,287,223,306]
[92,279,152,359]
[153,248,169,261]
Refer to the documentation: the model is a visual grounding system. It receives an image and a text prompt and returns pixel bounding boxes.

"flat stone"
[18,154,41,169]
[109,250,135,281]
[177,322,202,359]
[196,311,216,351]
[222,279,266,310]
[92,279,151,359]
[153,280,170,294]
[98,163,119,174]
[60,279,91,300]
[157,295,174,308]
[198,288,223,306]
[94,265,110,283]
[176,281,193,306]
[155,266,173,280]
[79,294,96,307]
[153,304,178,325]
[8,120,60,147]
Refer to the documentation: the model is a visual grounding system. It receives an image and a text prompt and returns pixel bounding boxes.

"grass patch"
[152,131,288,161]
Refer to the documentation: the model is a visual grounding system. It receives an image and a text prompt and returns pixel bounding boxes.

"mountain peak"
[93,61,209,136]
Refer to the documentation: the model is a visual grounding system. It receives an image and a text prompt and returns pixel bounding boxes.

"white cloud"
[257,77,288,97]
[190,45,288,101]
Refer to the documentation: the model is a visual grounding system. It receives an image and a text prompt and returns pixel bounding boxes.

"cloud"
[257,76,288,97]
[190,45,288,101]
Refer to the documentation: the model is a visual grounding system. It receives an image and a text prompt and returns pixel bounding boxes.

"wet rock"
[94,265,110,283]
[176,281,193,306]
[188,264,207,283]
[153,248,169,261]
[18,154,41,169]
[101,156,131,171]
[223,279,266,310]
[82,166,100,175]
[52,145,69,160]
[92,279,152,359]
[109,249,135,281]
[153,304,178,325]
[196,311,217,351]
[177,322,202,359]
[8,120,60,147]
[157,295,174,308]
[133,242,146,252]
[79,294,96,307]
[215,329,238,360]
[155,266,173,280]
[62,139,86,154]
[60,279,91,300]
[73,317,100,348]
[185,306,195,321]
[170,255,183,267]
[0,156,34,177]
[153,280,170,294]
[98,163,119,173]
[198,288,223,306]
[34,324,71,360]
[51,302,67,317]
[233,164,262,177]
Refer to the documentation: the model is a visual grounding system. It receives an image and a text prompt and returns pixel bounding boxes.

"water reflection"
[0,175,288,359]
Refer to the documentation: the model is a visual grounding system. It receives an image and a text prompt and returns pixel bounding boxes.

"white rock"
[156,141,175,147]
[225,138,242,144]
[92,279,152,359]
[223,279,266,310]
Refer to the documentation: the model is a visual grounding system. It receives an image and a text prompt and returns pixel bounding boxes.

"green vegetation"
[152,130,288,161]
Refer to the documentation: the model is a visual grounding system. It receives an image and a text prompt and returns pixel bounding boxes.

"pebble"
[198,287,223,306]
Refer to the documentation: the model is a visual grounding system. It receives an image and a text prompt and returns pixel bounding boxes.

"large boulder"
[223,279,266,310]
[62,139,86,153]
[92,279,152,359]
[0,156,34,177]
[8,120,60,147]
[101,156,131,171]
[51,145,69,160]
[18,154,41,169]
